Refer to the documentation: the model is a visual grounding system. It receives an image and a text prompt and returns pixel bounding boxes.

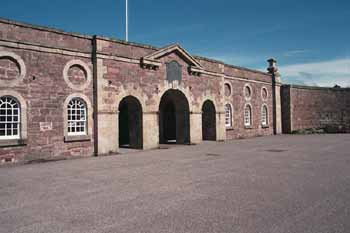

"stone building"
[0,18,348,164]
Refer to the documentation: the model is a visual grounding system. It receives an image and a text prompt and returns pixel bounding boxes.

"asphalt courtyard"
[1,134,350,233]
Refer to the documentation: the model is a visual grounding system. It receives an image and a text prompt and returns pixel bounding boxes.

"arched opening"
[118,96,143,149]
[159,90,190,144]
[202,100,216,141]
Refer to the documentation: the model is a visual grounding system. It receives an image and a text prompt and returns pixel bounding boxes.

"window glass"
[67,98,87,136]
[0,96,20,139]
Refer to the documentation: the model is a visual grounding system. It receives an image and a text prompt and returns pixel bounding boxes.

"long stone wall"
[281,85,350,133]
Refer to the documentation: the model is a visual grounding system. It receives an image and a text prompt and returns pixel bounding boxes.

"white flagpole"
[126,0,128,42]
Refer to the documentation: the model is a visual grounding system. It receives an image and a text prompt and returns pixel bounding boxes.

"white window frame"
[225,104,233,128]
[244,104,252,127]
[0,96,21,140]
[67,98,87,136]
[261,105,268,127]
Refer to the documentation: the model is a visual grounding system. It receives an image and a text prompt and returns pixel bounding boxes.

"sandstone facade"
[5,17,348,164]
[281,85,350,133]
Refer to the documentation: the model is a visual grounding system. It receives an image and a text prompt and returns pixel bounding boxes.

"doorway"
[118,96,143,149]
[159,90,190,144]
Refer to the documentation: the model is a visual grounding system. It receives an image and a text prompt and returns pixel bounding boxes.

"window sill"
[226,127,234,131]
[0,139,27,148]
[244,126,253,129]
[262,125,270,129]
[64,135,91,143]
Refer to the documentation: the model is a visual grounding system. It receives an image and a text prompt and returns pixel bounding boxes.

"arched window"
[261,105,268,126]
[0,96,20,139]
[244,105,252,127]
[67,98,87,136]
[225,104,232,128]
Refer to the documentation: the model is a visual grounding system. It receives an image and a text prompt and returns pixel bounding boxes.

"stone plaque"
[166,61,182,83]
[40,122,53,132]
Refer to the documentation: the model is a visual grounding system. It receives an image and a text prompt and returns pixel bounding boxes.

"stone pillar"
[95,57,119,155]
[93,36,119,155]
[97,112,119,155]
[268,58,282,134]
[216,112,226,141]
[190,112,202,144]
[143,112,159,150]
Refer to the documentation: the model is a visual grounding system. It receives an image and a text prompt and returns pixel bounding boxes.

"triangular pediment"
[141,44,202,75]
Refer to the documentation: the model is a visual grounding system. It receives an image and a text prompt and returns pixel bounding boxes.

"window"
[67,98,87,136]
[225,104,232,128]
[0,96,20,139]
[224,83,232,97]
[261,105,268,126]
[244,84,252,100]
[244,105,252,127]
[261,87,268,101]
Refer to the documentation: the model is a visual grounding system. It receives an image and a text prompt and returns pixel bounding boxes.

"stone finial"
[267,58,278,73]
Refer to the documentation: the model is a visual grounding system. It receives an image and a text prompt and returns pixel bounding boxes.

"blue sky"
[1,0,349,87]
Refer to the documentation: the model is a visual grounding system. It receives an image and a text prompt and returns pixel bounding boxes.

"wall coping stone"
[194,55,271,76]
[284,84,350,91]
[0,17,92,40]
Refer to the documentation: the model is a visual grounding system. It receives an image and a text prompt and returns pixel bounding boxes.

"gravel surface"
[1,134,350,233]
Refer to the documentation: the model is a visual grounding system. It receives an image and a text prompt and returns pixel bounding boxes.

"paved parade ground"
[1,134,350,233]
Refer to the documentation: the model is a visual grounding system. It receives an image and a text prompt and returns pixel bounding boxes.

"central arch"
[159,89,190,144]
[118,96,143,149]
[202,100,217,141]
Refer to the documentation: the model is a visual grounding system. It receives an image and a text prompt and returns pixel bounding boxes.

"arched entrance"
[159,90,190,144]
[118,96,143,149]
[202,100,217,141]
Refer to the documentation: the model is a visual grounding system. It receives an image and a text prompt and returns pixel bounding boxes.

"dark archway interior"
[159,90,190,144]
[202,100,217,141]
[118,96,143,149]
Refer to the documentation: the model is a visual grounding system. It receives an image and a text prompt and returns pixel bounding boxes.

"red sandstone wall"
[98,38,274,141]
[282,85,350,133]
[196,57,275,140]
[0,19,92,52]
[224,66,271,83]
[98,40,223,111]
[97,37,156,59]
[224,79,274,139]
[0,20,94,163]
